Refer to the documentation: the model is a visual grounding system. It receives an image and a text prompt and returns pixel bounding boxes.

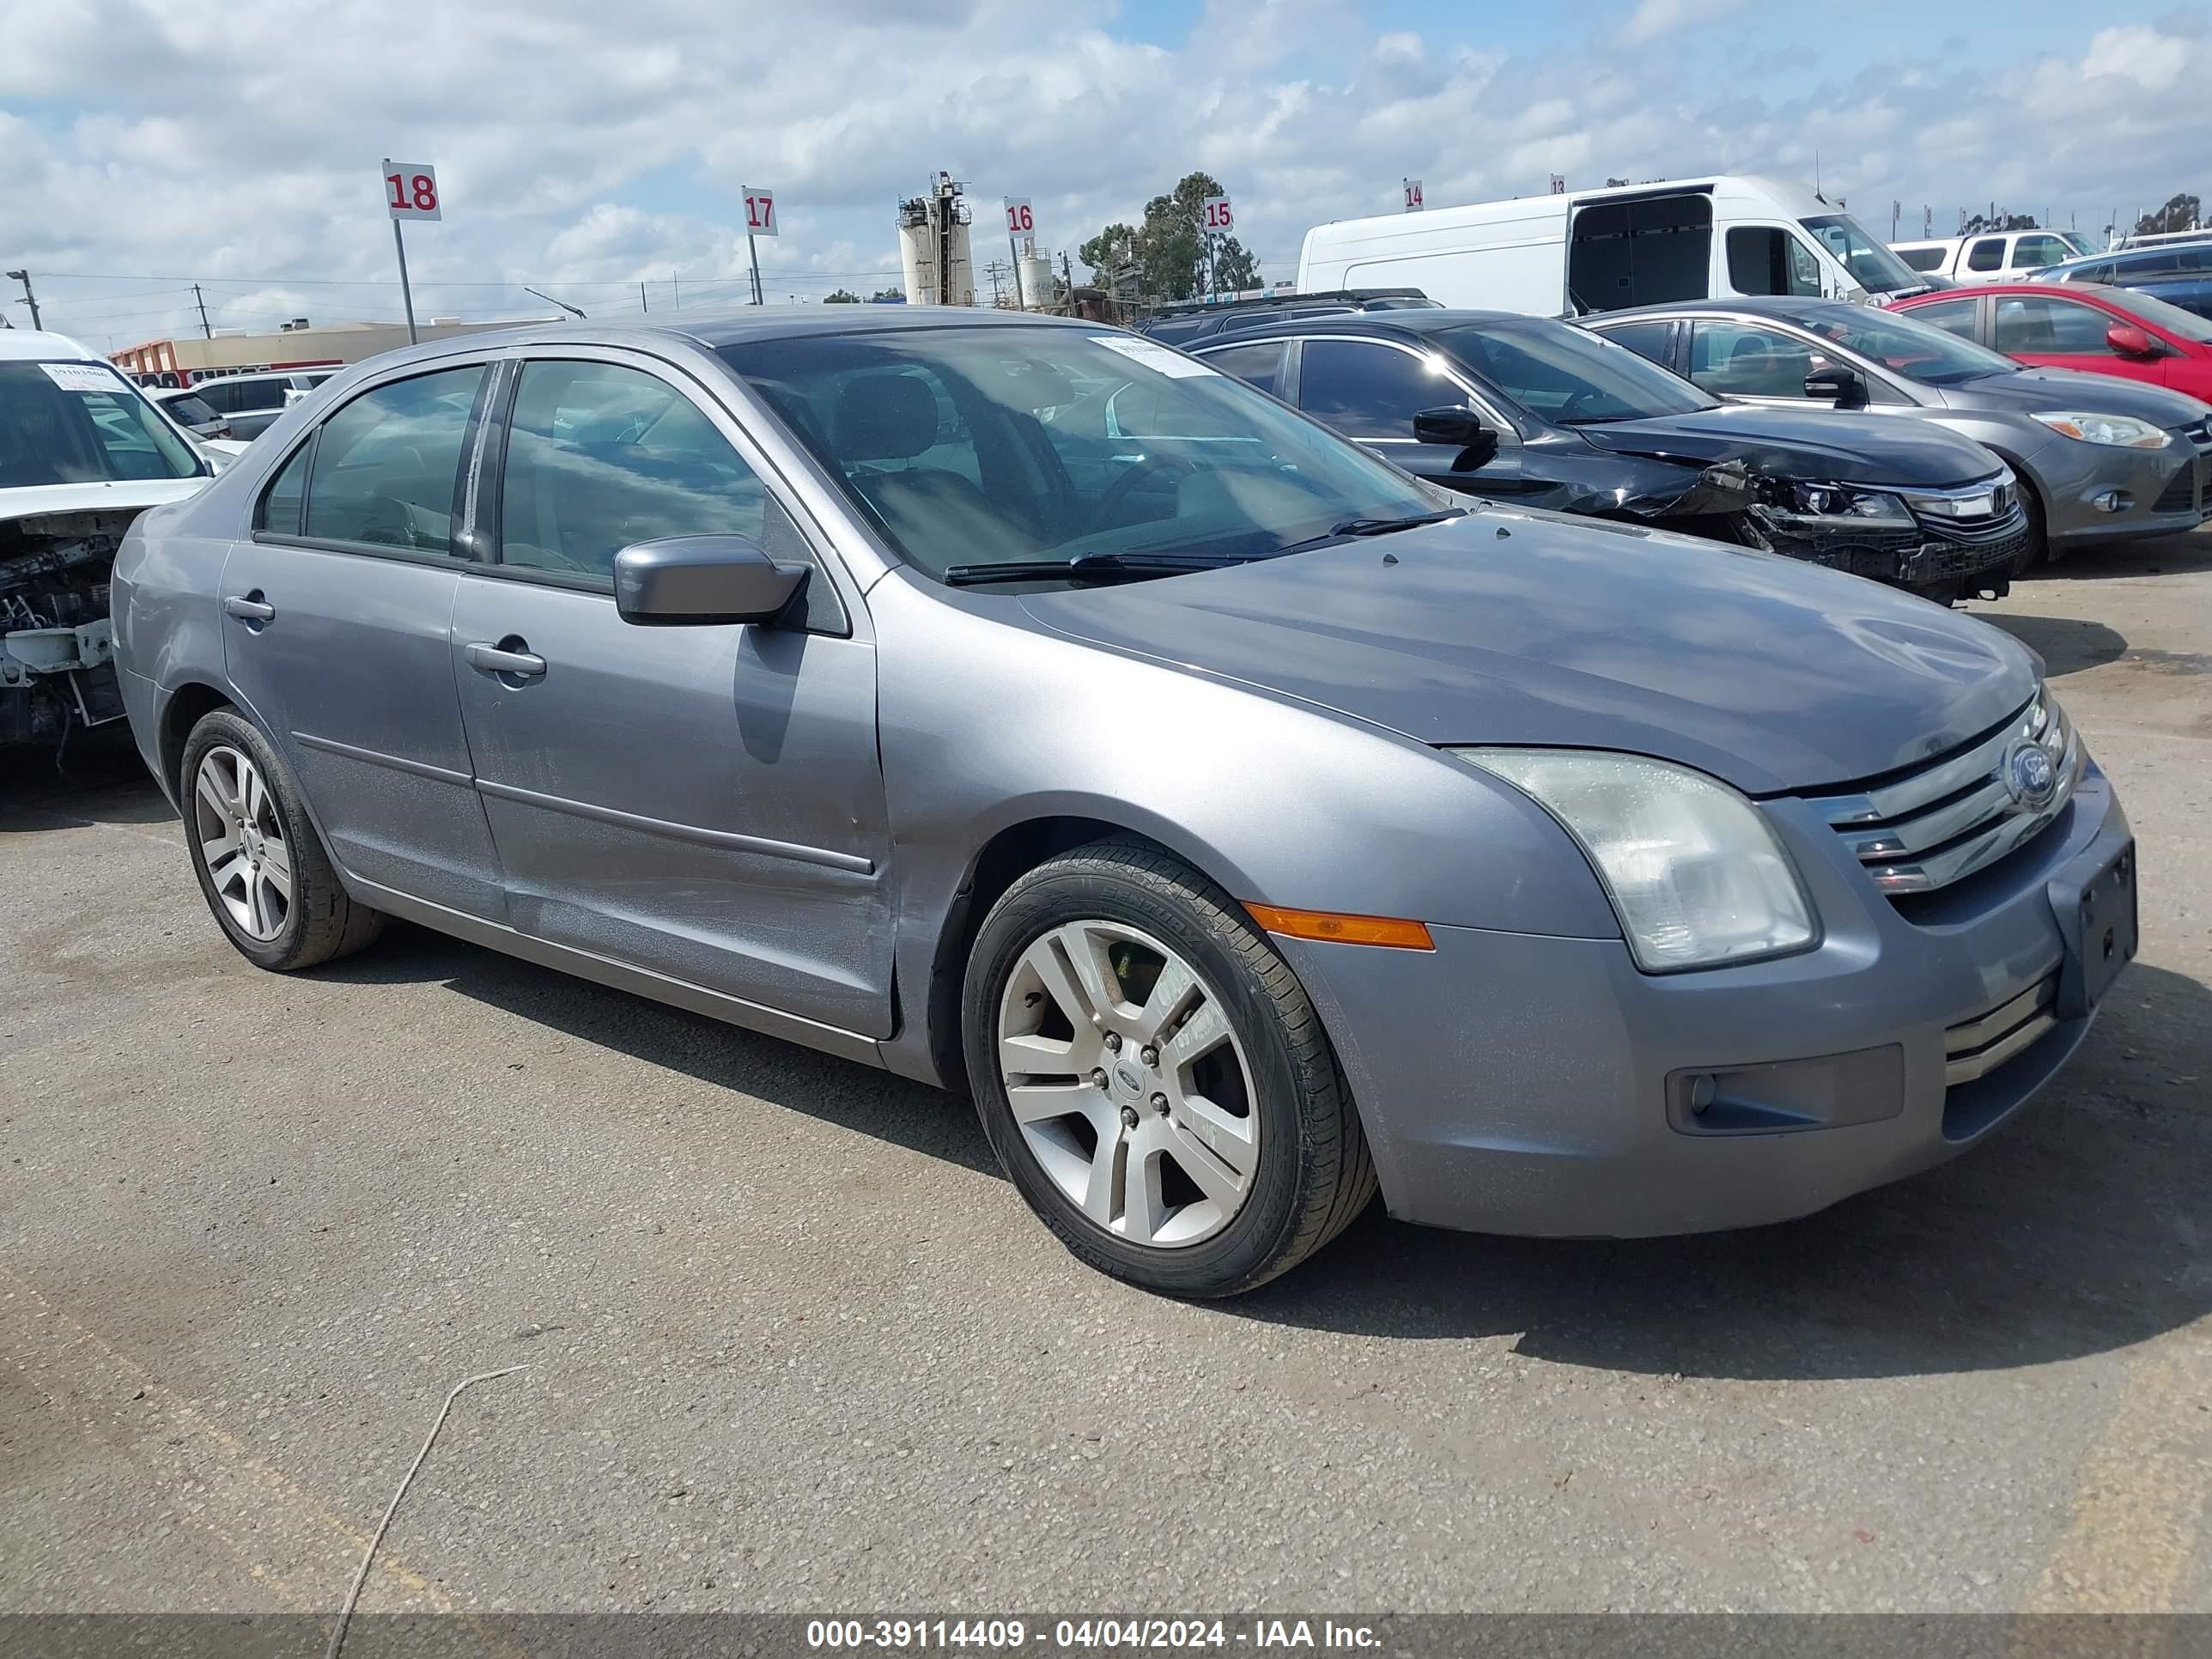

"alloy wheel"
[192,744,293,941]
[995,920,1260,1249]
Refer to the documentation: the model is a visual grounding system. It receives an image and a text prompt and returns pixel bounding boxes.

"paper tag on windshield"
[39,362,125,394]
[1091,335,1216,379]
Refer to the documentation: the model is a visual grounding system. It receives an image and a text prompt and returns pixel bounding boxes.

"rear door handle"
[465,641,547,678]
[222,594,276,623]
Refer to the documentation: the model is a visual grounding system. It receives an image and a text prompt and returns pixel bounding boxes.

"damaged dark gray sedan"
[1193,308,2028,604]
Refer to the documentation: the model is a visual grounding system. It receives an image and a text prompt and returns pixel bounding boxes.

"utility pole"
[984,259,1008,307]
[5,268,40,331]
[640,281,648,313]
[672,269,680,311]
[192,283,212,339]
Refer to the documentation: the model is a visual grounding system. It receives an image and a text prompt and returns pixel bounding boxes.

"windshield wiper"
[1273,507,1468,555]
[942,551,1252,586]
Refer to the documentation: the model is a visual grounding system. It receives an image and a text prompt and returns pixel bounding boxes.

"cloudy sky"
[2,0,2204,349]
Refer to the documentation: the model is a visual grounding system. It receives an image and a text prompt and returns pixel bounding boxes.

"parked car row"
[105,307,2139,1296]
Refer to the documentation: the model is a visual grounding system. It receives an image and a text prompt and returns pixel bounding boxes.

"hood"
[1946,365,2212,426]
[0,477,209,526]
[1020,507,2040,796]
[1571,404,2002,486]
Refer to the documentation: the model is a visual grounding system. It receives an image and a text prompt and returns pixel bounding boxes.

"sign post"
[1003,198,1035,309]
[1200,195,1234,302]
[1402,179,1424,213]
[742,187,777,305]
[380,160,441,344]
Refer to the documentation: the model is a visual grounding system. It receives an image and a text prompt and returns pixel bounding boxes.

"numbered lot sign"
[743,187,779,237]
[1202,195,1234,234]
[1403,179,1424,211]
[382,161,441,221]
[1005,198,1035,235]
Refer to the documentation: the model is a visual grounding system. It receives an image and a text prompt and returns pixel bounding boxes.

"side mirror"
[1413,406,1500,471]
[2106,323,2158,358]
[1802,365,1868,408]
[613,536,809,627]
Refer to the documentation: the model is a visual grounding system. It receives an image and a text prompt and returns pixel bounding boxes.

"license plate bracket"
[2048,837,2137,1020]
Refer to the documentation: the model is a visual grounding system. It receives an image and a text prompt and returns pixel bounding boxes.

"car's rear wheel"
[963,838,1375,1297]
[180,709,384,971]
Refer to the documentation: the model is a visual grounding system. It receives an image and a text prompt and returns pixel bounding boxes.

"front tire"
[179,709,384,971]
[963,838,1375,1297]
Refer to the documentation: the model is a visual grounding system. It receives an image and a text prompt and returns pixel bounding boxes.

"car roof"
[1187,307,1540,341]
[0,328,101,362]
[1897,283,2129,305]
[1589,296,1876,325]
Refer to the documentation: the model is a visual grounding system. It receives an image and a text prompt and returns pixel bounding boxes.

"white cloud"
[1618,0,1750,47]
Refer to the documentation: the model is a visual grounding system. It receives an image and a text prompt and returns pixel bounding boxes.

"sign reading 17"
[743,188,779,237]
[382,161,441,222]
[1201,196,1234,234]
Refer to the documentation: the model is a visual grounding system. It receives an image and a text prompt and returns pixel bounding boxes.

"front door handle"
[465,641,547,678]
[222,593,276,623]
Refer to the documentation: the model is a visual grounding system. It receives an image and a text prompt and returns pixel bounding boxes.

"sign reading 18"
[386,172,437,214]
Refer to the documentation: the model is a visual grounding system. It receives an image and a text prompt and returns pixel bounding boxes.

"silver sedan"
[111,310,2135,1295]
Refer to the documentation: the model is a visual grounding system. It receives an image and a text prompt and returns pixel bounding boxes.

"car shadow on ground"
[1982,612,2128,677]
[0,728,175,830]
[2020,526,2212,583]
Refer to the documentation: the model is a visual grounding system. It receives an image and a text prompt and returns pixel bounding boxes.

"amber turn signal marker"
[1244,902,1435,951]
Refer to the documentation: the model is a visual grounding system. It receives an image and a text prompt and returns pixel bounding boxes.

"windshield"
[1799,214,1926,295]
[719,325,1442,584]
[2100,285,2212,343]
[1445,319,1715,422]
[1796,305,2021,386]
[1,360,204,488]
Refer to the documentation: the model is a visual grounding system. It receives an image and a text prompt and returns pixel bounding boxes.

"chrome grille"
[1898,468,2025,544]
[1807,690,2083,895]
[1945,975,2058,1086]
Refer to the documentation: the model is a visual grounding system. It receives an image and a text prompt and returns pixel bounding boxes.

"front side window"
[164,394,221,428]
[2014,234,2071,269]
[1726,228,1824,296]
[301,366,486,554]
[1966,239,2006,272]
[1686,320,1838,399]
[1297,340,1460,439]
[1993,296,2124,356]
[1198,340,1285,397]
[1905,298,1980,342]
[719,325,1440,584]
[498,360,803,583]
[0,360,204,488]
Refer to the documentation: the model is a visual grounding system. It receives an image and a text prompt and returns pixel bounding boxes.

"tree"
[1962,211,2039,234]
[823,288,860,303]
[2136,193,2203,236]
[1076,173,1262,301]
[869,287,904,302]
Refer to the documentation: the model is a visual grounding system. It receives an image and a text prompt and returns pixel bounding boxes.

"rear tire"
[963,837,1376,1297]
[179,709,385,972]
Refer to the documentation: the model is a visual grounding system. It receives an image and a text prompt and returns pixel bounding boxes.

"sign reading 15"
[382,161,441,222]
[743,187,779,237]
[1201,196,1234,234]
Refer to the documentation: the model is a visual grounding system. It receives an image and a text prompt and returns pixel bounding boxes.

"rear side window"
[255,441,312,535]
[1199,340,1285,396]
[1906,299,1979,341]
[301,366,486,555]
[1966,239,2006,272]
[498,359,805,584]
[1594,319,1674,367]
[1726,228,1823,296]
[1898,246,1948,272]
[231,380,289,412]
[166,394,219,426]
[1296,340,1458,440]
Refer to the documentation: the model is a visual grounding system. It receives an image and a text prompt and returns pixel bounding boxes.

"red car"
[1893,282,2212,405]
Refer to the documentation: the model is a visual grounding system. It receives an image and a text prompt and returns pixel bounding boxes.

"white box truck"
[1297,174,1937,317]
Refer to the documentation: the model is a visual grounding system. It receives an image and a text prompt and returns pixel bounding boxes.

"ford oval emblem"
[1113,1063,1143,1096]
[2006,741,2057,808]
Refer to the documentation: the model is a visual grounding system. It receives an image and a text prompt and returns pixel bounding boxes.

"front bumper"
[2042,423,2212,547]
[1283,765,2131,1237]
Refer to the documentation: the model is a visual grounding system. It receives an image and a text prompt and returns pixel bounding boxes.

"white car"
[1888,229,2094,282]
[1,330,218,748]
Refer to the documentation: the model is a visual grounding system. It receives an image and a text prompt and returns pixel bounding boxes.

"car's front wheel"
[179,708,384,971]
[963,838,1376,1297]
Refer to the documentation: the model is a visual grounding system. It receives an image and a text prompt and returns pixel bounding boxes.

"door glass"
[255,440,312,535]
[1594,319,1674,367]
[1725,228,1823,296]
[499,359,809,584]
[1297,340,1459,439]
[1993,296,2123,356]
[1906,299,1980,341]
[1198,340,1284,396]
[1966,239,2006,272]
[302,366,486,554]
[2014,235,2069,269]
[1686,320,1833,398]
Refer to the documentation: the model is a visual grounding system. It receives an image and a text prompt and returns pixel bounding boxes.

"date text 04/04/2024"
[803,1619,1380,1650]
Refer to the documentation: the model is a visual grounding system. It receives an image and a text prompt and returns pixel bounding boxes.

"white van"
[1297,175,1935,317]
[1888,229,2093,282]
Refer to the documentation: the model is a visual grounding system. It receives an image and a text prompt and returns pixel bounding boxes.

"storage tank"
[1017,241,1055,310]
[896,173,976,307]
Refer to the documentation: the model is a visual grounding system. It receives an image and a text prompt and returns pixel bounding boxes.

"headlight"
[1761,481,1913,525]
[2029,411,2172,449]
[1455,750,1818,972]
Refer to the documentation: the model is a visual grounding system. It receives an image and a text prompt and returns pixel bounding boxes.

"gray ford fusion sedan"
[111,308,2138,1297]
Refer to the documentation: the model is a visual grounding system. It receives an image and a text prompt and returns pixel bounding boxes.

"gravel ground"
[3,529,2209,1620]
